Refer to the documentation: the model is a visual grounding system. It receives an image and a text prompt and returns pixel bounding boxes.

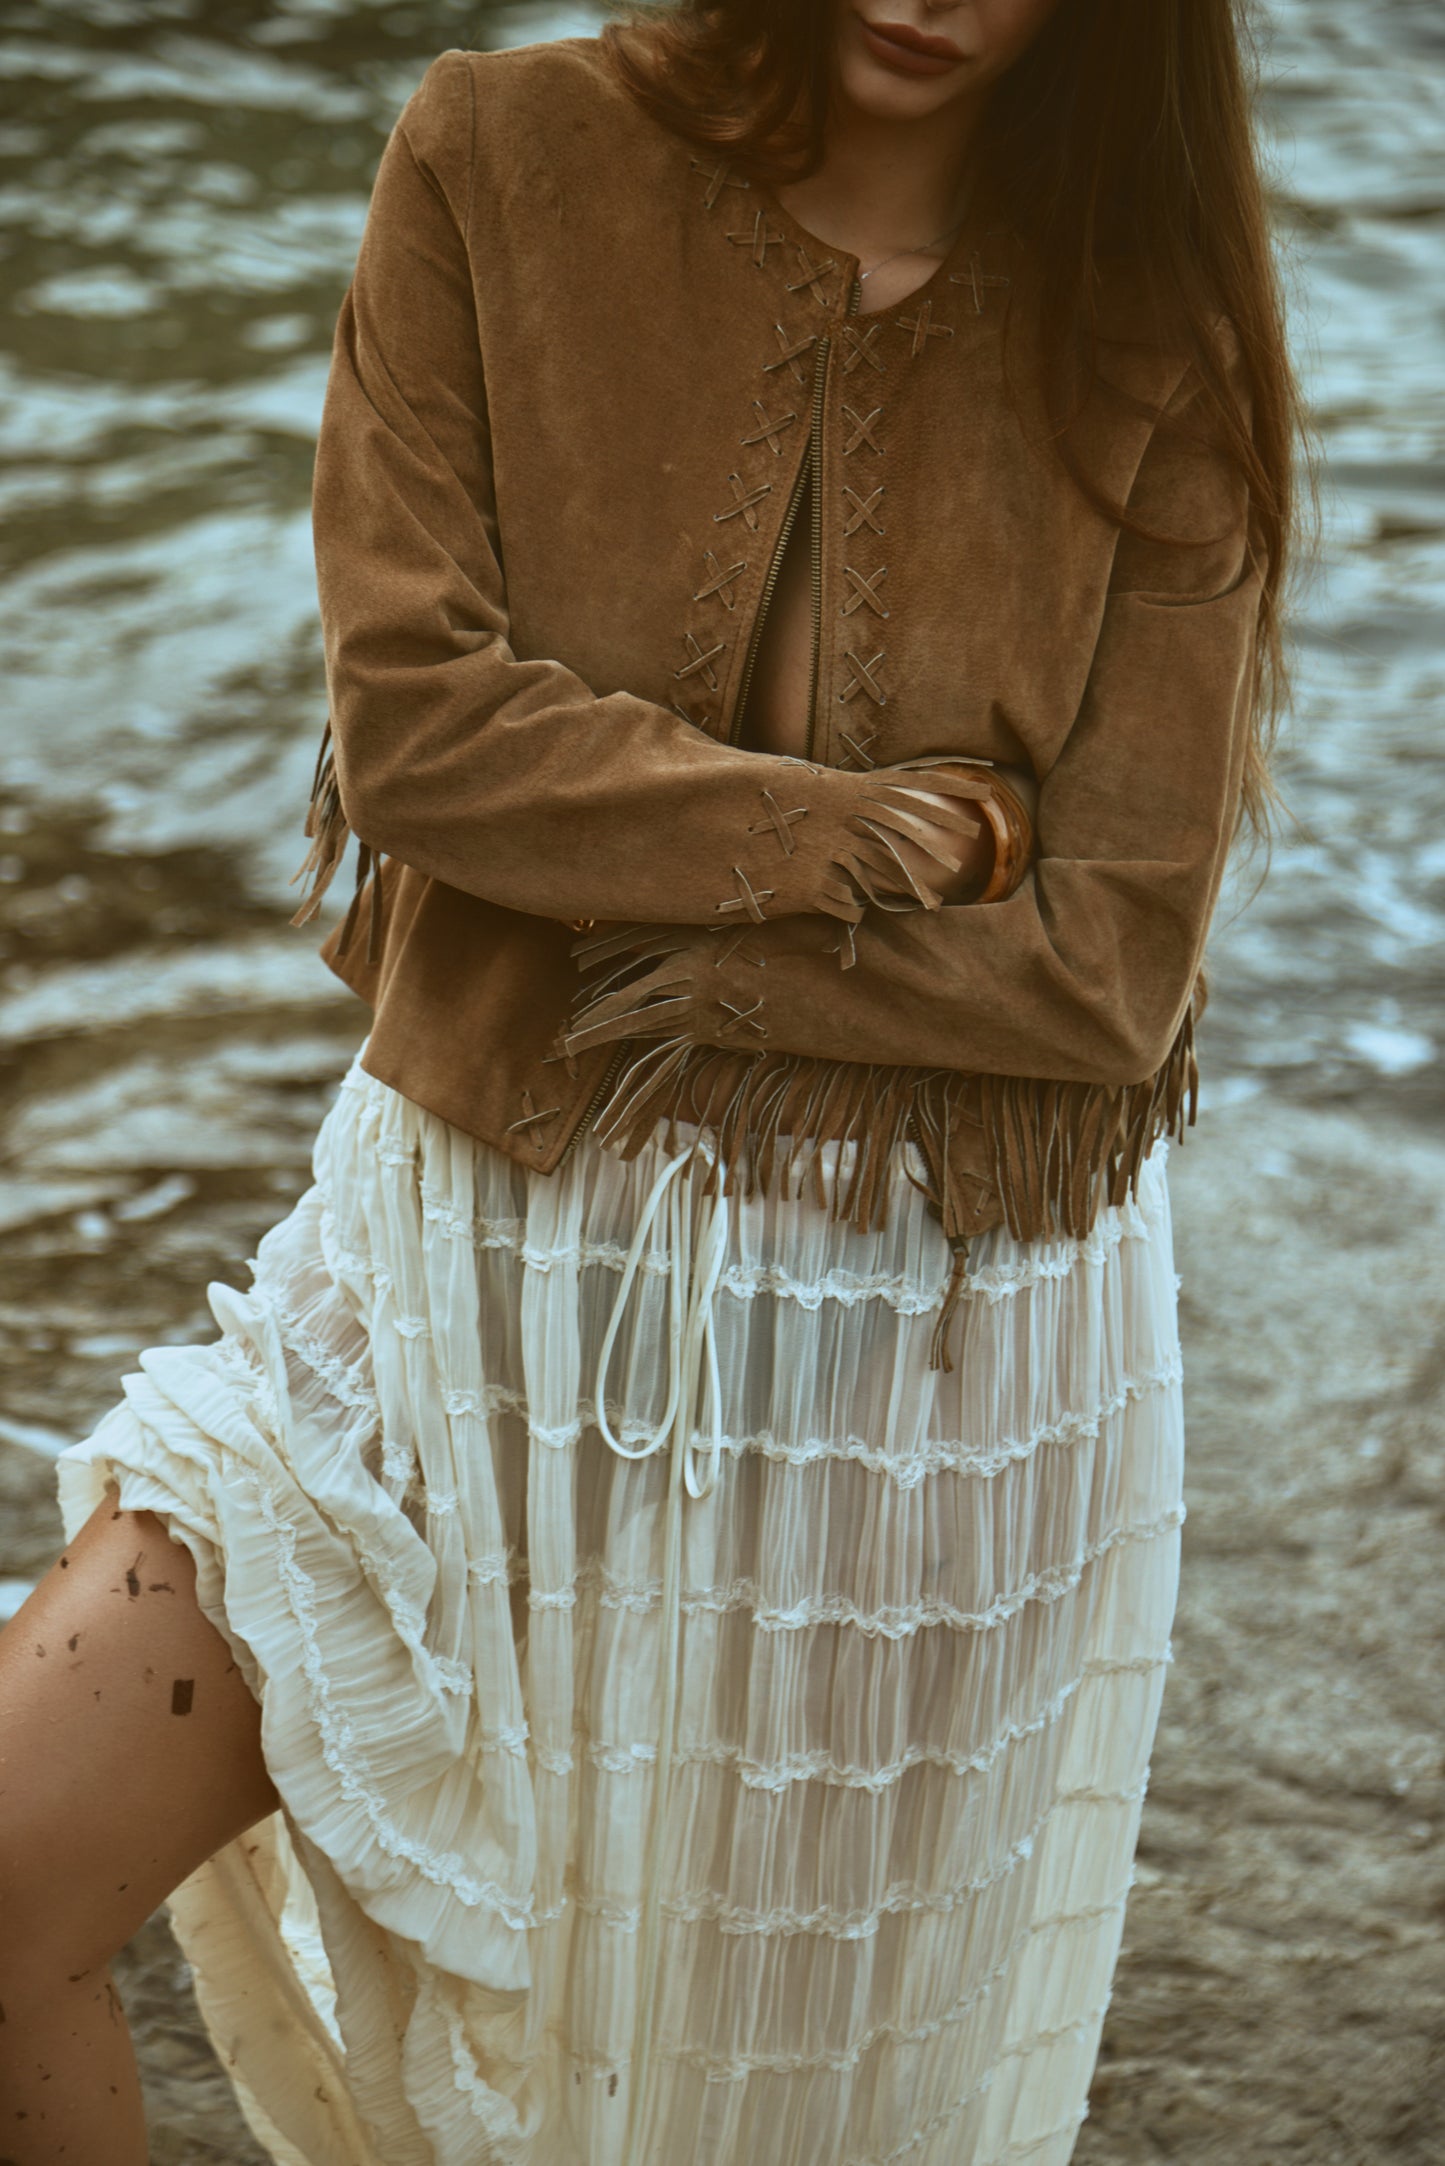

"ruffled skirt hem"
[57,1053,1185,2166]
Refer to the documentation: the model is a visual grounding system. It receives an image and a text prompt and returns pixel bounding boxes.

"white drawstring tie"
[593,1141,729,2160]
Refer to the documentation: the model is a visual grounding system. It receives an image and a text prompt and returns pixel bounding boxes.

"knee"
[0,1746,151,1993]
[0,1840,138,1998]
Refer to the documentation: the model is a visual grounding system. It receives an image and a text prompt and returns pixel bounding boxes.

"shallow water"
[1208,0,1445,1119]
[0,0,1440,1412]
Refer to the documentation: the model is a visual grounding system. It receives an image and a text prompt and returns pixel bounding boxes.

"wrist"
[884,756,1036,906]
[970,770,1034,903]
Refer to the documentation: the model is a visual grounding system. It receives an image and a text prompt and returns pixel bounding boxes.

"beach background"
[0,1,1441,2158]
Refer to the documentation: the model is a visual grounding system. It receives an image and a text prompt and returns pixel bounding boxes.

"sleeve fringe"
[288,718,387,965]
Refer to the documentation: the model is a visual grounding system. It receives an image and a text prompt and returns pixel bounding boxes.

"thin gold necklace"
[856,211,968,284]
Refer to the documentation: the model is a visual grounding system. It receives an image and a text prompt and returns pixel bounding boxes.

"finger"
[861,795,983,854]
[837,843,936,913]
[880,759,995,798]
[886,787,987,833]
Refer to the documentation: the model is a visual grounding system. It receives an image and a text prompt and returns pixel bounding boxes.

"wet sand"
[1080,1095,1445,2164]
[3,1082,1441,2163]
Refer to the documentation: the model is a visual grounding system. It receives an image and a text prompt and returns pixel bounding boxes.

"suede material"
[308,37,1261,1238]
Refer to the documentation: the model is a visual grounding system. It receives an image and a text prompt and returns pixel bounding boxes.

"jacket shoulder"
[464,35,639,120]
[402,37,659,168]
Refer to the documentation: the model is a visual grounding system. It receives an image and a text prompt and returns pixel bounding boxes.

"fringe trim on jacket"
[586,1003,1200,1370]
[289,723,386,966]
[291,720,1199,1370]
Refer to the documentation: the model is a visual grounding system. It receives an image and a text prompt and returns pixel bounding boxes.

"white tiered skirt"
[57,1052,1185,2166]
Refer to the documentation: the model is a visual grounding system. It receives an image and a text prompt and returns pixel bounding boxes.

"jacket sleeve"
[306,50,963,931]
[568,335,1265,1087]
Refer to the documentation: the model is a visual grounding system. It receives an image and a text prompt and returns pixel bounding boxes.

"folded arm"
[568,344,1264,1088]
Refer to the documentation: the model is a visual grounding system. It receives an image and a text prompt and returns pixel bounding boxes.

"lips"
[859,16,965,77]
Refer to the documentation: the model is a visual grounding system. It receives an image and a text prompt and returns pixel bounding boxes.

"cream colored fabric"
[57,1052,1185,2166]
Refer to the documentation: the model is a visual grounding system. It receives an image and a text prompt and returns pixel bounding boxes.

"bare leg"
[0,1498,279,2165]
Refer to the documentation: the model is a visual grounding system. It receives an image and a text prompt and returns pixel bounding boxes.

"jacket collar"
[682,150,1018,338]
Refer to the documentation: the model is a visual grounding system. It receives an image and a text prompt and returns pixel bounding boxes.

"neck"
[776,86,985,264]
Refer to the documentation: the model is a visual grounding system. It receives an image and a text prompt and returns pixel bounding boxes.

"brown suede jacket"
[296,34,1263,1263]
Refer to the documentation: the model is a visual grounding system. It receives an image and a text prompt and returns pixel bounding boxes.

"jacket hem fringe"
[585,1006,1199,1371]
[289,724,1198,1372]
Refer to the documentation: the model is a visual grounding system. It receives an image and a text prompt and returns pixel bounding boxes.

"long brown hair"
[600,0,1309,851]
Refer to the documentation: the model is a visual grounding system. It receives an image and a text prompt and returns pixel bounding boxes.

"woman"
[0,2,1297,2161]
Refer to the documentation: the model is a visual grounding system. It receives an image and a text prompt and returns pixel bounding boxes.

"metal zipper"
[553,1040,629,1171]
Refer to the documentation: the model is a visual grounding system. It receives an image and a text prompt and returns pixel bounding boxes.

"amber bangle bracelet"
[971,772,1035,905]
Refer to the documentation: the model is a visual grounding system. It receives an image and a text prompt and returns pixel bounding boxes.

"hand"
[835,764,996,913]
[869,785,992,906]
[860,758,1038,910]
